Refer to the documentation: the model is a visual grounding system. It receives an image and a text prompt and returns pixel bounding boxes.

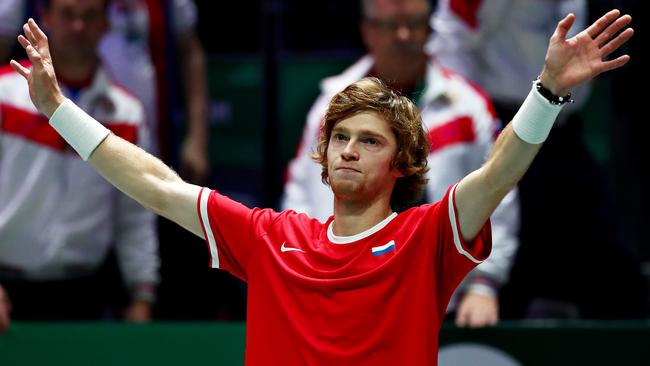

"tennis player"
[11,10,632,365]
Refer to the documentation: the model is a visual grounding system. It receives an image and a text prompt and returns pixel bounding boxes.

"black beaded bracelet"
[534,79,573,105]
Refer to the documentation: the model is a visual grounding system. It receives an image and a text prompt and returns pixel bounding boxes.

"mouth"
[335,167,361,173]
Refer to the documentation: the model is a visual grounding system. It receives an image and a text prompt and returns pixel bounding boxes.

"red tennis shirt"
[198,183,491,365]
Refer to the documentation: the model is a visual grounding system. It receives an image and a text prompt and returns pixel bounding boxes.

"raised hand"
[10,18,66,118]
[540,9,633,96]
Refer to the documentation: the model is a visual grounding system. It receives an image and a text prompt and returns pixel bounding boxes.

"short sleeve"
[197,188,279,281]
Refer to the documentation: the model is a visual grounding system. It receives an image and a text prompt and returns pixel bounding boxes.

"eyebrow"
[332,127,389,141]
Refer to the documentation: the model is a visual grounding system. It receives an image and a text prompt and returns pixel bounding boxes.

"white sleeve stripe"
[199,188,220,268]
[448,183,483,264]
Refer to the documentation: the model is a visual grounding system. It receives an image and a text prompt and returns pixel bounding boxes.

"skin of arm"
[11,19,204,238]
[88,134,203,237]
[453,10,633,241]
[177,32,210,184]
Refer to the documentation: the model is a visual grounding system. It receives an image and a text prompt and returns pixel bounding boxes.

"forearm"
[180,34,208,145]
[456,124,541,239]
[89,134,184,216]
[484,124,541,197]
[87,131,203,236]
[456,75,570,240]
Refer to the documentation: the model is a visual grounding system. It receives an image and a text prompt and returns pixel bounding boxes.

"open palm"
[541,10,633,96]
[10,19,66,118]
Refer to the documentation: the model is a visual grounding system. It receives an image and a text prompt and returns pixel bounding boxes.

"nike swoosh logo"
[281,242,306,253]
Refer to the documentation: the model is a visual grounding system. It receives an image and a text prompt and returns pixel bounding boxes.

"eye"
[333,133,348,142]
[362,138,378,145]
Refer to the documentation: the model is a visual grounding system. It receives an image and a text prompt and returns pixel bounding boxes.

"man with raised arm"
[10,10,632,365]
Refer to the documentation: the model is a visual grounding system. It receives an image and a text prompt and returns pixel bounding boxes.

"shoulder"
[102,79,147,126]
[320,55,373,97]
[430,62,498,120]
[107,80,143,109]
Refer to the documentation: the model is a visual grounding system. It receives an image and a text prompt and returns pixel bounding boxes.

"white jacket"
[429,0,589,112]
[282,56,519,297]
[0,63,159,297]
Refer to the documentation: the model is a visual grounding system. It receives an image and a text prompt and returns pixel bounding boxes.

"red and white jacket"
[281,56,519,299]
[428,0,590,112]
[0,62,159,296]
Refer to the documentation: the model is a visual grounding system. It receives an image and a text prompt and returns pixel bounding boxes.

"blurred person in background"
[98,0,209,180]
[98,0,240,320]
[0,0,230,319]
[429,0,646,319]
[0,0,159,333]
[282,0,519,328]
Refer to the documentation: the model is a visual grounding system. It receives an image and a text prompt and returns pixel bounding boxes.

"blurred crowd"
[0,0,647,334]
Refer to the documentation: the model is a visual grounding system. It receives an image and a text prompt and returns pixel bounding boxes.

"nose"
[71,18,85,32]
[341,141,359,161]
[395,25,412,42]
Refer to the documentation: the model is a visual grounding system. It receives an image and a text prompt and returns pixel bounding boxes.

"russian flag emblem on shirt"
[372,240,396,256]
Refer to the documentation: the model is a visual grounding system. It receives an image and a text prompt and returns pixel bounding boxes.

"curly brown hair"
[312,77,430,210]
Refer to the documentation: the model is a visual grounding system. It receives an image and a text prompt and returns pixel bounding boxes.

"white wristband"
[49,99,111,160]
[511,83,565,144]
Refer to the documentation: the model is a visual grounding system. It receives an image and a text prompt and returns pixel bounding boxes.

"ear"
[390,163,405,178]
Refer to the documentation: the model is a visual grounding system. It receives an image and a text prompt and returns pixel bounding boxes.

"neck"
[332,193,393,237]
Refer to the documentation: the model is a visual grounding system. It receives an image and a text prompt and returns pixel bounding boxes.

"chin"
[330,179,359,198]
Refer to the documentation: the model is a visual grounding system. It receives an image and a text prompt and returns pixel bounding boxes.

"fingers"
[22,22,37,49]
[20,44,42,64]
[17,34,30,49]
[595,14,632,48]
[455,308,469,327]
[554,13,576,41]
[17,26,44,64]
[585,9,621,40]
[600,55,631,73]
[457,309,498,328]
[600,27,634,57]
[22,42,43,63]
[28,18,48,44]
[10,59,30,79]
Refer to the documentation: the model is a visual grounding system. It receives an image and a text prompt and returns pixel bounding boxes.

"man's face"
[41,0,107,61]
[361,0,430,65]
[327,112,402,202]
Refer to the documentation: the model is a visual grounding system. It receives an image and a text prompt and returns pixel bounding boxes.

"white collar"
[327,212,398,244]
